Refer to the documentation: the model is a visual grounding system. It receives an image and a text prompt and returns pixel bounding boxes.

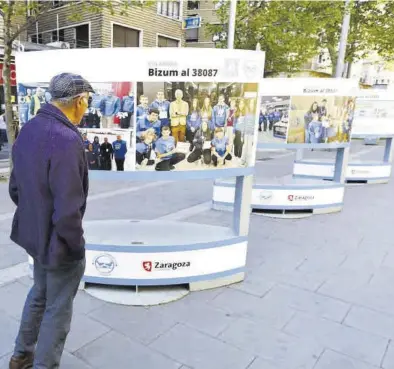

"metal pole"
[227,0,237,49]
[35,22,39,44]
[335,0,351,78]
[57,14,60,41]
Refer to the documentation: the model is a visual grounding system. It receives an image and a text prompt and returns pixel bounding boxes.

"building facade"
[185,0,222,48]
[27,1,186,49]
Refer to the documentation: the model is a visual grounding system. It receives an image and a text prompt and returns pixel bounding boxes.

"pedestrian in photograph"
[211,127,232,166]
[135,128,156,168]
[155,125,186,171]
[87,143,99,170]
[186,98,202,152]
[8,72,92,369]
[100,137,113,170]
[113,134,127,171]
[304,101,319,143]
[170,89,188,144]
[187,120,213,165]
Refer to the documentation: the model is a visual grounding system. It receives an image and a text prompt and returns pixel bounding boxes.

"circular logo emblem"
[259,190,273,203]
[93,254,117,275]
[288,195,294,201]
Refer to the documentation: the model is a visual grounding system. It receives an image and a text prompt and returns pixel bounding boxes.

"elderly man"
[169,89,189,144]
[8,72,93,369]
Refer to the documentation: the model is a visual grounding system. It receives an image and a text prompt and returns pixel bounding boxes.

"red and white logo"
[288,195,294,201]
[142,261,152,272]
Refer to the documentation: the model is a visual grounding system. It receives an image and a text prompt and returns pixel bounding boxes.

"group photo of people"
[287,95,356,144]
[17,82,135,131]
[79,128,133,171]
[17,83,52,126]
[258,96,290,144]
[79,82,135,130]
[135,81,259,171]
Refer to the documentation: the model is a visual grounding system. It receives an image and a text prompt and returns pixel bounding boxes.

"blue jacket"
[19,102,29,125]
[121,95,134,114]
[137,117,162,137]
[187,111,201,130]
[136,105,149,123]
[212,104,228,128]
[113,139,127,159]
[91,94,104,109]
[150,100,170,126]
[155,137,175,161]
[308,121,323,143]
[9,103,89,267]
[100,96,120,116]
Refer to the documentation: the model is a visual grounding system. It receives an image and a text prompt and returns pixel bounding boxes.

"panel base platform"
[213,175,344,219]
[28,220,247,306]
[293,159,391,184]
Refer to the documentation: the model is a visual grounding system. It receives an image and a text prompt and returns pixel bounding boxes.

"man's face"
[37,89,44,97]
[82,134,87,140]
[162,129,170,138]
[27,89,31,95]
[175,90,183,100]
[73,93,89,125]
[104,138,108,143]
[322,101,327,107]
[117,135,121,141]
[157,91,164,101]
[149,112,159,122]
[141,97,148,106]
[218,96,225,104]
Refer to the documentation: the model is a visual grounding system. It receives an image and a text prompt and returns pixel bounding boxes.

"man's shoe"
[9,353,34,369]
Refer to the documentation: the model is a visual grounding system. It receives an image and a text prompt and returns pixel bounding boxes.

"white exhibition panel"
[84,242,247,281]
[352,90,394,136]
[260,78,358,96]
[294,161,392,180]
[213,183,344,208]
[293,162,334,178]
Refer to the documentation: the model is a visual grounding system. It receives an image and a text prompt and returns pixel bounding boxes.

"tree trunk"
[3,2,16,171]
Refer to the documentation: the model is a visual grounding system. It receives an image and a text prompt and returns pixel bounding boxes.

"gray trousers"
[14,257,85,368]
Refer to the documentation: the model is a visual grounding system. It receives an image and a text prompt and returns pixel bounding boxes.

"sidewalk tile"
[382,341,394,368]
[314,350,380,369]
[73,291,106,315]
[0,312,19,358]
[60,351,94,369]
[75,330,180,369]
[0,244,27,269]
[65,313,111,353]
[261,284,350,322]
[89,303,177,345]
[149,324,254,369]
[219,318,322,369]
[150,297,234,337]
[0,281,29,320]
[344,305,394,340]
[210,288,295,329]
[284,312,388,367]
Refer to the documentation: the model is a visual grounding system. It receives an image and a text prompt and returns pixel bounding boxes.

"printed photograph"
[286,96,356,144]
[78,128,134,172]
[17,82,135,130]
[258,96,290,143]
[135,81,259,171]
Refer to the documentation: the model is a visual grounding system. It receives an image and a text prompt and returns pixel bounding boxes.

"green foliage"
[207,0,394,76]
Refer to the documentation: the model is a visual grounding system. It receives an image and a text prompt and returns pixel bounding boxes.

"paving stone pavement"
[1,143,394,368]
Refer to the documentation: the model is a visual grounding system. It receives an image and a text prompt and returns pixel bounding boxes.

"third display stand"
[294,90,394,185]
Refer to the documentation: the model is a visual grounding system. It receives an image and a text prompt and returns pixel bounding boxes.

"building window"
[158,35,179,47]
[188,1,199,10]
[112,24,140,47]
[30,33,43,44]
[185,28,199,42]
[51,29,65,42]
[157,1,181,20]
[75,24,89,48]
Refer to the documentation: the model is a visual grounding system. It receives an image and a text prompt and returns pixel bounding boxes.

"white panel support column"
[233,175,253,236]
[333,147,350,183]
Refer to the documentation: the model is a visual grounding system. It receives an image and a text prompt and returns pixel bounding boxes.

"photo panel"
[135,81,259,171]
[78,128,134,172]
[258,96,291,143]
[287,95,356,144]
[352,92,394,136]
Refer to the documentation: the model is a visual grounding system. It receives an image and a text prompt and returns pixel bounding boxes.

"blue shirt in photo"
[211,136,229,157]
[155,136,175,161]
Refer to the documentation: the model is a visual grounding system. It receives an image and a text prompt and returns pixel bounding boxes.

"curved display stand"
[293,136,393,184]
[213,143,349,218]
[26,168,254,306]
